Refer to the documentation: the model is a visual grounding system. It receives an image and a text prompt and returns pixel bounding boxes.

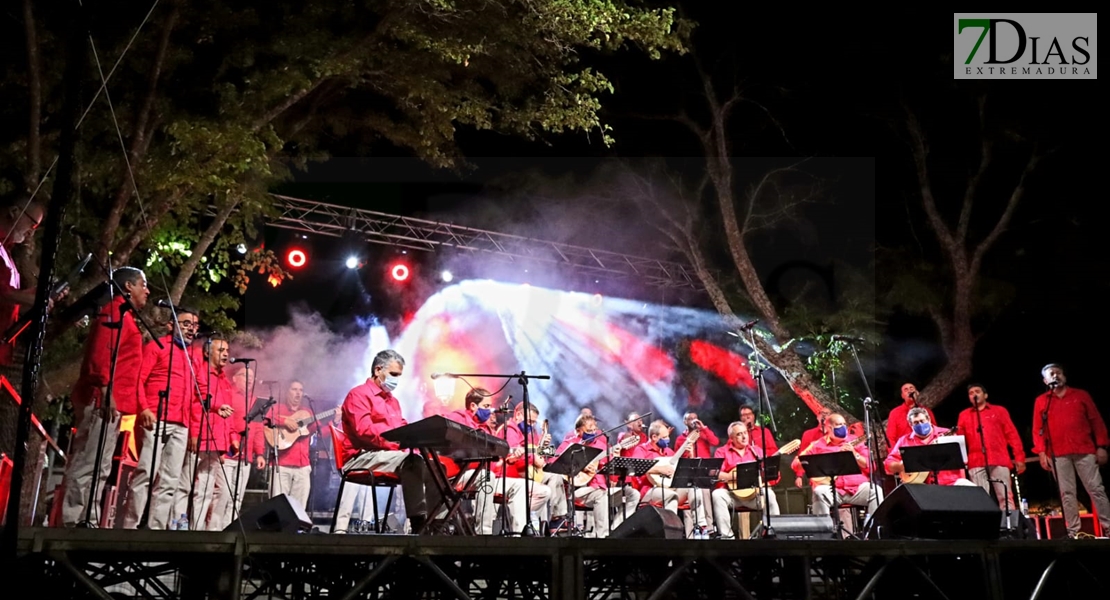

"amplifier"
[1045,513,1101,538]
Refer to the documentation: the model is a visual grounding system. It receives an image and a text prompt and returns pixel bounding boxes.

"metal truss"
[16,529,1110,600]
[264,194,702,290]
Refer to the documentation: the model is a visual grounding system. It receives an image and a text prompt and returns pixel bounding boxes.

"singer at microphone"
[886,382,937,448]
[230,357,255,364]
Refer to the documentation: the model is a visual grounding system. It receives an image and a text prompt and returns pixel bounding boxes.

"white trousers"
[462,469,551,534]
[711,487,780,538]
[641,487,708,528]
[812,482,882,515]
[271,465,312,513]
[337,450,438,533]
[969,466,1017,510]
[122,422,189,529]
[211,456,252,530]
[59,403,120,526]
[573,485,641,538]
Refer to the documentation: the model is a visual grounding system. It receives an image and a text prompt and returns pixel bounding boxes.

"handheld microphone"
[737,319,759,332]
[230,357,255,363]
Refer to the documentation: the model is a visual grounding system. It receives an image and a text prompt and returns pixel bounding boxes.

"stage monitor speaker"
[753,514,836,540]
[224,493,312,534]
[609,506,684,539]
[867,485,1001,540]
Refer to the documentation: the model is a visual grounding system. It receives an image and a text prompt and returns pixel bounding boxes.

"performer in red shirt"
[885,407,973,487]
[554,413,640,538]
[616,412,647,456]
[121,306,204,529]
[711,421,781,539]
[792,413,879,516]
[57,266,149,527]
[210,365,257,530]
[255,380,318,513]
[957,383,1025,510]
[0,200,44,367]
[1032,364,1110,537]
[338,349,439,534]
[794,408,831,488]
[739,405,778,456]
[505,402,567,528]
[886,383,936,447]
[186,334,242,529]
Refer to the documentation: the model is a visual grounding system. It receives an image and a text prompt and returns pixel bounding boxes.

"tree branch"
[969,149,1040,277]
[169,197,241,303]
[904,103,959,264]
[22,0,42,192]
[956,94,990,243]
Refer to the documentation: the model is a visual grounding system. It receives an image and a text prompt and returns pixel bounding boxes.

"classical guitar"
[263,407,339,450]
[646,429,700,487]
[572,435,640,487]
[900,426,961,484]
[526,419,555,483]
[800,434,868,487]
[729,439,802,500]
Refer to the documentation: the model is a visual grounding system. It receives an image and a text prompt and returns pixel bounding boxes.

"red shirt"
[1032,387,1109,457]
[887,401,936,447]
[714,443,775,488]
[885,428,963,486]
[0,244,21,367]
[504,422,543,479]
[799,426,824,456]
[791,437,871,495]
[747,424,778,455]
[957,403,1025,468]
[192,367,243,454]
[267,401,314,468]
[617,430,648,455]
[676,426,720,458]
[340,378,405,461]
[139,336,203,426]
[73,296,144,415]
[630,440,673,496]
[554,433,609,489]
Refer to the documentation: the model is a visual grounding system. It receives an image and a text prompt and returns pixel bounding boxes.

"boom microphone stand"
[184,339,214,529]
[1041,380,1066,532]
[739,320,777,538]
[835,335,883,521]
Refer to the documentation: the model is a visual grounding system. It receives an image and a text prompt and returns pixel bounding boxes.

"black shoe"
[409,514,427,534]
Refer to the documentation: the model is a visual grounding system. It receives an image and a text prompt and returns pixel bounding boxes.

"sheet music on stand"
[599,457,655,479]
[546,444,602,478]
[902,442,966,474]
[800,451,861,479]
[671,458,724,489]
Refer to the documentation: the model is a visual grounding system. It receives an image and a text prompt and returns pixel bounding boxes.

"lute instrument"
[899,426,961,484]
[526,419,554,482]
[729,438,801,500]
[646,429,700,488]
[572,434,640,487]
[263,407,338,450]
[800,434,868,487]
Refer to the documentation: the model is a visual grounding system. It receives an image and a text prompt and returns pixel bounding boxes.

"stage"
[13,527,1109,600]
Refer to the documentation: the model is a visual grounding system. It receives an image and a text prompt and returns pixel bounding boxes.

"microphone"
[193,331,216,338]
[430,372,455,379]
[258,379,280,384]
[155,298,173,308]
[491,407,514,414]
[230,357,255,363]
[737,319,759,332]
[1047,378,1060,389]
[831,335,867,344]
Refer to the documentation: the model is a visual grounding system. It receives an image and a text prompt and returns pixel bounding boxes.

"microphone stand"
[184,342,214,529]
[741,325,776,539]
[304,393,320,513]
[138,307,184,529]
[438,372,551,537]
[1041,385,1065,531]
[972,401,1008,528]
[840,338,883,521]
[598,412,652,534]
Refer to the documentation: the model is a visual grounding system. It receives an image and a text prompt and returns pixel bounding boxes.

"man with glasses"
[121,307,204,529]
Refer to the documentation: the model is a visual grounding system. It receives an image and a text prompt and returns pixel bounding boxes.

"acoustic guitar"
[526,419,555,483]
[800,434,868,487]
[572,435,640,487]
[729,439,801,500]
[263,407,339,451]
[646,429,700,488]
[899,426,961,484]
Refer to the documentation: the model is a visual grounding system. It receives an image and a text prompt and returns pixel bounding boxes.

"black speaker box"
[609,506,685,539]
[224,493,312,533]
[753,514,836,540]
[867,484,1001,540]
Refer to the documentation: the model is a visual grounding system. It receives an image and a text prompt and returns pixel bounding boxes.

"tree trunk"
[168,198,240,303]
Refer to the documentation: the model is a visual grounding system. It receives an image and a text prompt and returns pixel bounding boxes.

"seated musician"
[740,405,778,455]
[338,349,442,534]
[677,411,719,535]
[885,407,975,486]
[711,421,781,540]
[792,413,880,516]
[505,402,569,530]
[555,414,640,538]
[616,412,647,456]
[446,388,551,535]
[631,419,710,535]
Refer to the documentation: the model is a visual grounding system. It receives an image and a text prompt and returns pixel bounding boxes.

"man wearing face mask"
[957,383,1025,510]
[446,388,551,535]
[631,419,709,535]
[886,383,937,448]
[1032,364,1110,538]
[885,407,974,487]
[554,413,640,538]
[712,421,781,539]
[339,349,441,534]
[793,413,880,516]
[505,403,568,529]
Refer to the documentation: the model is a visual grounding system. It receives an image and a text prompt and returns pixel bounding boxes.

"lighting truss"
[262,194,702,290]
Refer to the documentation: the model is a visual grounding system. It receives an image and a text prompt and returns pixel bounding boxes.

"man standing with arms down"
[957,383,1025,510]
[1033,364,1110,538]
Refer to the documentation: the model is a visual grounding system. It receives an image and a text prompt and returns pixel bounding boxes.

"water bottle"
[169,517,179,530]
[1021,499,1030,517]
[177,513,189,531]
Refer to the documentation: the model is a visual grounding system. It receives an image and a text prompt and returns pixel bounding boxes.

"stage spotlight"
[391,264,410,281]
[286,249,307,268]
[236,243,247,254]
[441,270,453,283]
[345,256,359,270]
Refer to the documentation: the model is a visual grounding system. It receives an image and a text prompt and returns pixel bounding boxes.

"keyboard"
[383,415,509,458]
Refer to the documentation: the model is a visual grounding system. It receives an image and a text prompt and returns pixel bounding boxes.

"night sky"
[231,9,1101,503]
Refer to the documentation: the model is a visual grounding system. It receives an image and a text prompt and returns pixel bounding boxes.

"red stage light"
[391,264,410,281]
[286,249,307,268]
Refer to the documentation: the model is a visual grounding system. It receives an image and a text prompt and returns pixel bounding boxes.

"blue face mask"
[475,407,492,423]
[519,422,532,435]
[912,422,932,437]
[656,437,670,449]
[381,374,401,392]
[582,431,599,443]
[832,425,848,439]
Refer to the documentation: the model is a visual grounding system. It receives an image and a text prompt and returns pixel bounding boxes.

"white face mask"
[381,374,401,392]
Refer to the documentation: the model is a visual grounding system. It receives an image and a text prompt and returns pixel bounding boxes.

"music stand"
[901,444,965,485]
[598,457,656,536]
[545,444,602,536]
[801,451,861,539]
[730,460,780,538]
[673,458,723,537]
